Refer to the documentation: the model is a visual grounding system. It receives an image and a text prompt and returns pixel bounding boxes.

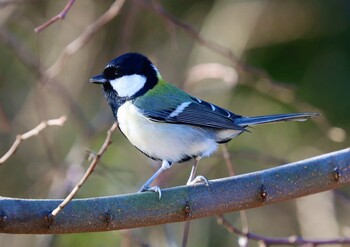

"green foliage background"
[0,0,349,246]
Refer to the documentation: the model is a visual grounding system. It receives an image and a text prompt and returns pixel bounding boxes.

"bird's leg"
[187,157,200,184]
[186,157,209,186]
[139,160,172,199]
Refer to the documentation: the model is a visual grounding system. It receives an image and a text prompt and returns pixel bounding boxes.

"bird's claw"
[139,186,162,199]
[187,175,209,186]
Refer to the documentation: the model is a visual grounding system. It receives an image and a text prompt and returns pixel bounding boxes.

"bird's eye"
[103,66,119,80]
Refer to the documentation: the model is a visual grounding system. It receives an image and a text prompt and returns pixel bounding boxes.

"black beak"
[90,74,107,84]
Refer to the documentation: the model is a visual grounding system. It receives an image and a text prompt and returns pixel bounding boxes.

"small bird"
[90,52,318,197]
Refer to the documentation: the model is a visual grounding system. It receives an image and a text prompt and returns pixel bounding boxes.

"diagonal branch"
[49,122,118,218]
[0,116,67,165]
[34,0,77,33]
[0,148,349,234]
[45,0,126,81]
[143,0,262,76]
[141,0,318,111]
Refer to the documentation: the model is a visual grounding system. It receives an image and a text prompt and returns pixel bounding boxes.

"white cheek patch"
[110,74,147,97]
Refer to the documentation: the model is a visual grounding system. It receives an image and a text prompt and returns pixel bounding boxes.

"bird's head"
[90,53,159,109]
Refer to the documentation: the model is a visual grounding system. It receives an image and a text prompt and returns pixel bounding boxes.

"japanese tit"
[90,52,318,197]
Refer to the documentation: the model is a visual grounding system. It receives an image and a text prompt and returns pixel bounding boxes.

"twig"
[221,144,236,177]
[45,0,126,81]
[0,148,349,234]
[49,122,118,218]
[181,220,191,247]
[221,144,249,247]
[34,0,76,33]
[217,214,350,246]
[0,116,67,165]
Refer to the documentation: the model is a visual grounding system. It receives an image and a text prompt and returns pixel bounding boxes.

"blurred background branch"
[45,0,126,81]
[34,0,76,33]
[0,115,66,165]
[217,214,350,246]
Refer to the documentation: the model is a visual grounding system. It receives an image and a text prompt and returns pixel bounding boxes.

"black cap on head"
[90,52,157,83]
[108,53,153,76]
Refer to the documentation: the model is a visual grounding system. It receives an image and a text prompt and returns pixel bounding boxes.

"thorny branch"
[49,122,118,218]
[0,116,67,165]
[217,214,350,246]
[34,0,76,33]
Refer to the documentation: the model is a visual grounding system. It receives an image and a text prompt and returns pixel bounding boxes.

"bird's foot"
[138,186,162,199]
[186,175,209,186]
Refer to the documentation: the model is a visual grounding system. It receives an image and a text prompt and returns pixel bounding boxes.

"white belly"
[117,101,218,163]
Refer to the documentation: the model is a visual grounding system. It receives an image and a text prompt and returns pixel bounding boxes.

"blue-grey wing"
[140,98,245,131]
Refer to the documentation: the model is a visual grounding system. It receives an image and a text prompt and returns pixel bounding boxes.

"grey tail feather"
[234,112,319,127]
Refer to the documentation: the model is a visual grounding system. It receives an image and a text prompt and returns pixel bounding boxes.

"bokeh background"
[1,0,350,246]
